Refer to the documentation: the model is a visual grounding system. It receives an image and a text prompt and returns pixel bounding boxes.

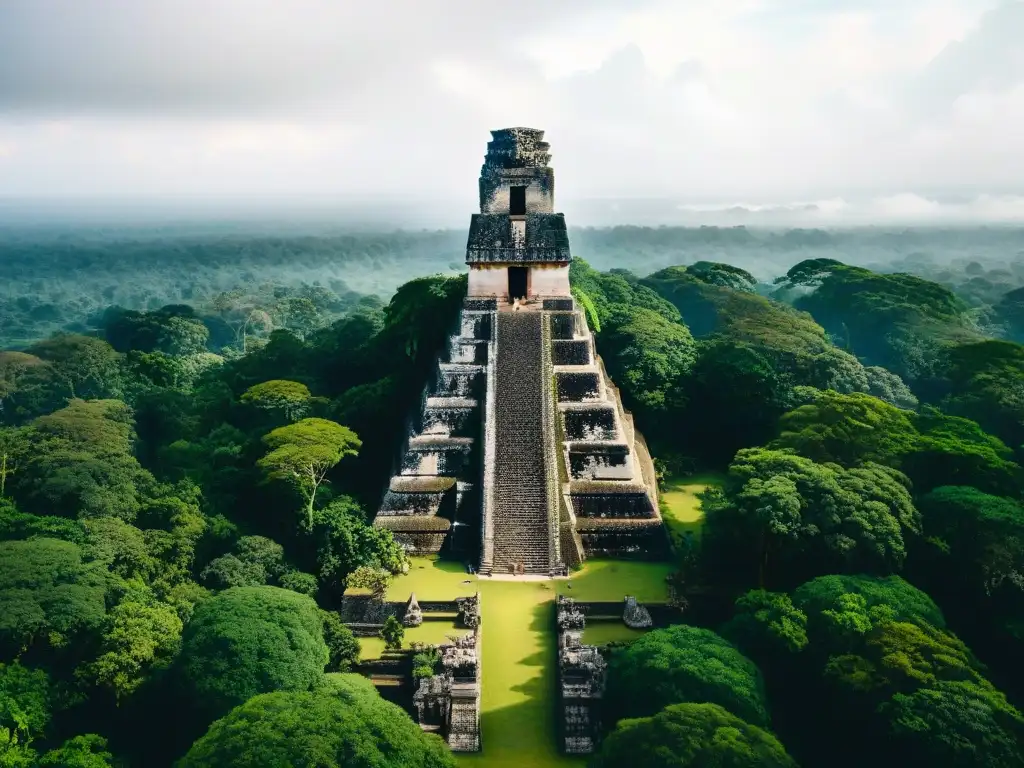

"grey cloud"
[0,0,652,115]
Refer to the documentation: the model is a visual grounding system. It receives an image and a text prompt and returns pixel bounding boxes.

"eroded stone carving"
[456,593,481,629]
[623,595,653,628]
[403,592,423,627]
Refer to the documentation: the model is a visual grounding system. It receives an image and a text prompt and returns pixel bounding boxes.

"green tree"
[257,418,361,528]
[777,259,980,381]
[0,662,51,744]
[240,380,313,423]
[605,624,769,727]
[321,611,360,672]
[771,389,917,467]
[178,586,329,721]
[600,306,696,412]
[705,448,919,587]
[0,538,110,659]
[881,680,1024,768]
[280,571,319,597]
[81,517,156,581]
[16,399,154,521]
[348,565,393,600]
[914,486,1024,672]
[26,334,122,401]
[314,497,406,595]
[178,687,456,768]
[792,574,946,635]
[37,734,115,768]
[906,408,1021,495]
[721,590,808,658]
[938,340,1024,451]
[593,703,797,768]
[81,592,183,701]
[380,615,404,651]
[680,341,790,465]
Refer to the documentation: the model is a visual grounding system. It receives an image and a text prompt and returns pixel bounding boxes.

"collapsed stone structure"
[412,593,482,751]
[556,596,606,754]
[372,127,665,573]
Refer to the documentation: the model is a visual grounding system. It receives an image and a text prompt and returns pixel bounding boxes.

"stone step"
[490,311,552,574]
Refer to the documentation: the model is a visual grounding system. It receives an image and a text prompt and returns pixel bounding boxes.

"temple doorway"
[508,267,528,300]
[509,186,527,215]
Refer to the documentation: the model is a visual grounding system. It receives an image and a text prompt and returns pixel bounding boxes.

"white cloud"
[0,0,1020,209]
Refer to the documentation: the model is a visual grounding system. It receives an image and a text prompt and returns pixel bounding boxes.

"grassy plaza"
[381,557,672,767]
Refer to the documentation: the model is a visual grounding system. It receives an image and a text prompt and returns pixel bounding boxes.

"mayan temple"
[372,127,664,577]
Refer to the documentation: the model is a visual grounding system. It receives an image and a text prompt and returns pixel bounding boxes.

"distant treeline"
[3,225,1023,349]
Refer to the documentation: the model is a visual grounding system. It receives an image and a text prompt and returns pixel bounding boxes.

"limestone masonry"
[371,127,667,579]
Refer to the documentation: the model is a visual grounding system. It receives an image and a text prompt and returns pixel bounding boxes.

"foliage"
[0,662,51,743]
[101,305,209,356]
[605,624,769,727]
[380,274,467,365]
[412,649,440,682]
[240,379,312,423]
[772,389,917,466]
[0,538,111,659]
[13,399,154,521]
[178,586,329,721]
[777,259,981,381]
[320,611,360,672]
[314,497,406,598]
[644,265,829,353]
[722,590,808,657]
[380,616,405,651]
[36,734,115,768]
[81,593,183,700]
[592,702,797,768]
[918,486,1024,601]
[257,418,361,528]
[279,570,318,597]
[178,686,456,768]
[881,680,1024,768]
[936,340,1024,450]
[704,448,920,588]
[600,306,696,412]
[25,335,123,403]
[348,565,393,600]
[791,574,946,632]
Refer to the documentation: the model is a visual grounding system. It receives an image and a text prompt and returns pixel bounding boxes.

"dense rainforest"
[1,225,1023,767]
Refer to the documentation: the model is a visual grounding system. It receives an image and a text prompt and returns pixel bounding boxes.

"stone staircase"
[490,312,552,574]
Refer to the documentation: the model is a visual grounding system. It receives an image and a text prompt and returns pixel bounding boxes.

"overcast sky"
[0,0,1022,218]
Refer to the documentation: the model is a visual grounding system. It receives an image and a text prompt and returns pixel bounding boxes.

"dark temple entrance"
[509,185,527,215]
[508,266,528,300]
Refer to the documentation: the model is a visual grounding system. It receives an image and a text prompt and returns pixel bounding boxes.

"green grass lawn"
[580,620,649,646]
[660,472,725,548]
[358,619,467,660]
[382,557,671,767]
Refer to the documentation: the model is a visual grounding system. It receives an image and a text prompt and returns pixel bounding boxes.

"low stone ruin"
[413,593,482,752]
[623,595,653,628]
[556,596,606,754]
[456,593,481,629]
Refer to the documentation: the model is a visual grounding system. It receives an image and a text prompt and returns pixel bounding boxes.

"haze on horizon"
[1,0,1023,226]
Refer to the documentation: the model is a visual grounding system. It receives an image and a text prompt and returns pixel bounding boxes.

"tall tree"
[257,418,361,528]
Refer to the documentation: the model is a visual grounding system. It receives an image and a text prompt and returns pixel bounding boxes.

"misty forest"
[1,220,1024,768]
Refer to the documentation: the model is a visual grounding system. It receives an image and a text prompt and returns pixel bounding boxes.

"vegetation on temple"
[3,226,1024,766]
